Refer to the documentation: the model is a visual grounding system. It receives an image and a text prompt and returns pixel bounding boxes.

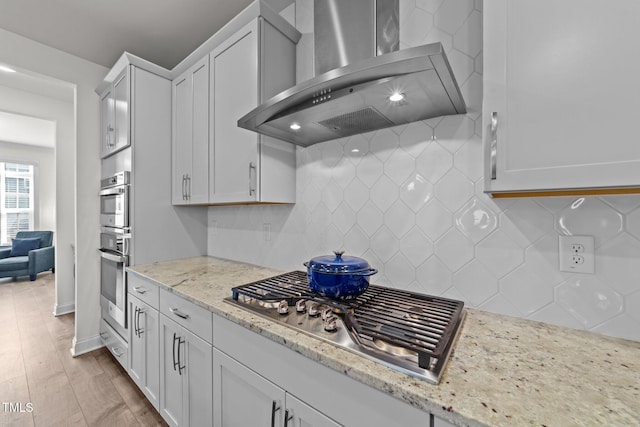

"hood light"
[0,65,16,73]
[290,123,301,130]
[389,92,404,102]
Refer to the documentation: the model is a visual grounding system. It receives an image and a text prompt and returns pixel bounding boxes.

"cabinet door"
[190,57,210,204]
[213,348,285,427]
[159,315,186,427]
[172,71,192,205]
[285,394,341,427]
[483,0,640,195]
[100,88,114,158]
[183,327,213,427]
[129,295,160,409]
[210,20,259,203]
[113,67,130,154]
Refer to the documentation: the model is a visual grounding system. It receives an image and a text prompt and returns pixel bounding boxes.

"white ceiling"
[0,0,259,70]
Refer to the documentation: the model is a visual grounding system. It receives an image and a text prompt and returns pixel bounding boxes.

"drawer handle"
[99,332,108,341]
[284,409,293,427]
[133,286,147,294]
[271,401,281,427]
[170,307,190,320]
[111,346,125,358]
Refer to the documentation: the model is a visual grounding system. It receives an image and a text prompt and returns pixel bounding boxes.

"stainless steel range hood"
[238,0,466,147]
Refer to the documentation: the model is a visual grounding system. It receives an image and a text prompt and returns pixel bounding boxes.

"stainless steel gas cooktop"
[225,271,465,384]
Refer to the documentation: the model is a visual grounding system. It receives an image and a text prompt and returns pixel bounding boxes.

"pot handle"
[303,261,309,268]
[351,268,378,276]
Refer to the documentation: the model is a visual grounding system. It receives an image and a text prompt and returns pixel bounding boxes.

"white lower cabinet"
[159,314,213,427]
[128,294,160,409]
[213,348,339,427]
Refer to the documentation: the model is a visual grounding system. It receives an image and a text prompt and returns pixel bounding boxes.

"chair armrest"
[0,247,11,259]
[29,246,55,275]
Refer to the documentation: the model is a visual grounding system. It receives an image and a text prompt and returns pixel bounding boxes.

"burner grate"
[230,271,464,375]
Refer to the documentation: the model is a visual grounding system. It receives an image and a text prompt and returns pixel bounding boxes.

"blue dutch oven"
[304,250,378,299]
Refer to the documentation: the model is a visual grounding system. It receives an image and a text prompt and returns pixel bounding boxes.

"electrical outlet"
[559,235,594,273]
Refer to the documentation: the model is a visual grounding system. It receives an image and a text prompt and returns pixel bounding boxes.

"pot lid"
[307,250,371,273]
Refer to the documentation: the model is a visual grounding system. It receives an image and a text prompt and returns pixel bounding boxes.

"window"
[0,162,35,244]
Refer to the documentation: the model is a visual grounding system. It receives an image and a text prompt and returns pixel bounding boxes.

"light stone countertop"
[127,256,640,427]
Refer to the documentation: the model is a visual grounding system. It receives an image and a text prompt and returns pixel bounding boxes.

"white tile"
[321,179,343,212]
[441,286,466,301]
[500,199,555,247]
[434,169,474,212]
[453,260,497,306]
[399,227,434,267]
[400,6,434,47]
[385,253,416,288]
[528,303,584,330]
[343,226,370,257]
[331,158,356,189]
[591,313,640,342]
[453,135,483,181]
[370,175,399,212]
[356,154,384,188]
[476,229,524,279]
[454,197,497,244]
[321,139,344,168]
[415,140,453,183]
[370,225,400,263]
[453,10,482,58]
[399,121,433,159]
[384,201,415,239]
[445,49,474,86]
[434,115,475,154]
[524,235,565,287]
[600,195,640,214]
[500,264,554,315]
[555,197,623,246]
[416,199,453,241]
[474,51,482,75]
[370,128,399,162]
[626,290,640,324]
[626,206,640,241]
[383,148,415,185]
[332,202,356,234]
[416,0,446,14]
[423,27,453,53]
[433,0,474,34]
[434,228,474,272]
[344,177,370,212]
[595,233,640,295]
[399,173,433,213]
[479,294,523,318]
[459,73,483,116]
[344,135,369,164]
[416,256,453,295]
[555,276,624,329]
[357,201,384,237]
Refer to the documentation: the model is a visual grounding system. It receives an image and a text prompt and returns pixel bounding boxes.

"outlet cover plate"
[559,235,595,273]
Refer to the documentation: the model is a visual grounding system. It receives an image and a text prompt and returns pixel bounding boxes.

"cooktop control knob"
[321,307,333,320]
[277,300,289,315]
[323,314,338,332]
[295,299,307,313]
[308,302,321,317]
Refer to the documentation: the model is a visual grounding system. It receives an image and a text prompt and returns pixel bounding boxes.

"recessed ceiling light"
[290,123,301,130]
[389,92,404,102]
[0,65,16,73]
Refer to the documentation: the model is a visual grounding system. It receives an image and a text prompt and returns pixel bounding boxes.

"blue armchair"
[0,231,55,281]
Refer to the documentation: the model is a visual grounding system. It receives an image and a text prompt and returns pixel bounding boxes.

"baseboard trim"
[53,302,75,316]
[70,335,103,357]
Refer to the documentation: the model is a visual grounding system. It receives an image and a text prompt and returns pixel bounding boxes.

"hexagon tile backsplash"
[208,0,640,342]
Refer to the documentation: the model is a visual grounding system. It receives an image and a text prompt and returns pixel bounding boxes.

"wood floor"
[0,273,167,427]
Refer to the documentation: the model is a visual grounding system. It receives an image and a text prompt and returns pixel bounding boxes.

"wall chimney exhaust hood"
[238,1,466,147]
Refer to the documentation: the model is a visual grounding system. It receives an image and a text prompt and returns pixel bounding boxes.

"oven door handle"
[99,249,127,264]
[99,186,127,197]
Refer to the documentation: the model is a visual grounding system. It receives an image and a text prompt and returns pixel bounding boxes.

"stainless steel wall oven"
[99,172,131,334]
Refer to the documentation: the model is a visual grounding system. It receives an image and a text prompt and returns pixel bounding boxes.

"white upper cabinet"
[100,67,131,158]
[209,17,298,204]
[172,56,210,205]
[483,0,640,196]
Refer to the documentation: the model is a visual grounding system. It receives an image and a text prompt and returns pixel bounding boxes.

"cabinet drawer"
[160,289,212,344]
[100,318,128,370]
[128,272,160,309]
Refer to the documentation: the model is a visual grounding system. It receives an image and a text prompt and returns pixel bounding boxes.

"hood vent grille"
[318,107,394,138]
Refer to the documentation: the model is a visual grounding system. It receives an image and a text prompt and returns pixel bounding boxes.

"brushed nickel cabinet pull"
[490,111,498,180]
[170,307,190,320]
[249,162,257,196]
[270,401,281,427]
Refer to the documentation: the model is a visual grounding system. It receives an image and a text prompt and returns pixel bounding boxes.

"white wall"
[208,0,640,342]
[0,28,108,354]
